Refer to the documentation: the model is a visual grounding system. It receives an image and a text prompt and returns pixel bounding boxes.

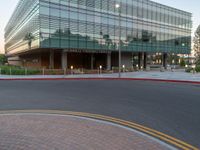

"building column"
[138,52,143,69]
[107,53,111,70]
[49,50,54,69]
[162,53,168,69]
[143,52,147,69]
[62,51,68,69]
[91,53,94,70]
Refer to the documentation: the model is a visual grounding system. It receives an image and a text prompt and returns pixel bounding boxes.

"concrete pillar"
[138,52,143,69]
[143,52,147,69]
[162,53,168,69]
[62,51,68,69]
[49,50,54,69]
[91,53,94,70]
[107,53,111,70]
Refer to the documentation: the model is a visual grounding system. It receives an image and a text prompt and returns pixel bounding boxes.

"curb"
[0,77,200,84]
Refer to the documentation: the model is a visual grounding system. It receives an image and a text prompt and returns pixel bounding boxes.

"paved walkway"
[1,71,200,82]
[0,113,175,150]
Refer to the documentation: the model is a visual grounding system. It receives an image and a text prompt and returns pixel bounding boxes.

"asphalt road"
[0,80,199,148]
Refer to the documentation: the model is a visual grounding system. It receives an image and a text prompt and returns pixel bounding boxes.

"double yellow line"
[0,110,198,150]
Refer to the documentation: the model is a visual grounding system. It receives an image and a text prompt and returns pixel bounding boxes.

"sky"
[0,0,200,53]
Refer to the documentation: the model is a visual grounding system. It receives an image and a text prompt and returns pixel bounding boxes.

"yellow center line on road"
[0,110,198,150]
[65,111,199,150]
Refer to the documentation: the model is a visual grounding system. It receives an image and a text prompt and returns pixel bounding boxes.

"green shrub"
[185,68,193,73]
[195,58,200,66]
[27,69,41,75]
[0,54,7,65]
[195,66,200,72]
[0,65,40,75]
[180,58,186,67]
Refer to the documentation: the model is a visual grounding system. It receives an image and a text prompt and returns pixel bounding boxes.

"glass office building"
[5,0,192,69]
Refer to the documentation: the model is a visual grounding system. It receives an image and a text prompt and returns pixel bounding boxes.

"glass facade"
[5,0,192,56]
[5,0,40,55]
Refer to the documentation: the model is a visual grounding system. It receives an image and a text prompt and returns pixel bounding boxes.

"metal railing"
[0,65,189,76]
[0,66,139,76]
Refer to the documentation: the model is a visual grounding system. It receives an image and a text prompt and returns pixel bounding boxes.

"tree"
[103,34,113,49]
[24,33,35,49]
[180,58,186,67]
[193,25,200,65]
[0,54,7,65]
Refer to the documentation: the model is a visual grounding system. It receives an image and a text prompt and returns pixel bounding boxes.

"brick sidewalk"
[0,114,174,150]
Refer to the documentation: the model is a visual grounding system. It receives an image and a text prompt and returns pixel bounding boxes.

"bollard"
[25,68,27,76]
[43,68,45,76]
[64,68,66,76]
[193,68,195,74]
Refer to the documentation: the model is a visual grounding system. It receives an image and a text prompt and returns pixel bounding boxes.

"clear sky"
[0,0,200,53]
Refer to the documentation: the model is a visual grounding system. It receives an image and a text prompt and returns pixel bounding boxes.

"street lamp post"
[71,66,74,75]
[99,65,102,75]
[116,3,121,78]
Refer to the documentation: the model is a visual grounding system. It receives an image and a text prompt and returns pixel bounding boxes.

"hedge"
[0,66,40,75]
[195,66,200,72]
